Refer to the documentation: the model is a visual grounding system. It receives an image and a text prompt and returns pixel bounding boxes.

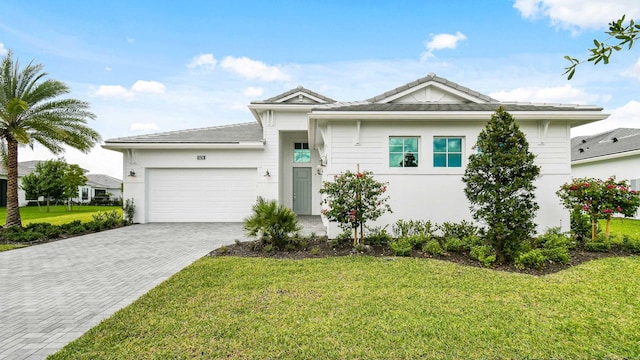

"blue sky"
[1,0,639,178]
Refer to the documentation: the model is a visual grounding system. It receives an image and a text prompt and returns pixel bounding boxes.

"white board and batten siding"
[146,168,257,222]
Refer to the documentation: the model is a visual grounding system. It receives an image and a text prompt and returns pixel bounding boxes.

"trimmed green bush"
[422,239,445,256]
[443,237,465,252]
[389,238,412,256]
[364,225,392,246]
[470,245,496,267]
[621,235,640,253]
[515,249,548,270]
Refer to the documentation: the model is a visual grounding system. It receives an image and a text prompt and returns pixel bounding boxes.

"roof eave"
[572,148,640,165]
[308,111,609,122]
[102,141,265,151]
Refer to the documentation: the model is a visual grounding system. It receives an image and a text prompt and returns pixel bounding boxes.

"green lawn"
[0,205,122,226]
[51,255,640,359]
[602,217,640,240]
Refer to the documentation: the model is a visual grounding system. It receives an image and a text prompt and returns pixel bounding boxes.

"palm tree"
[0,50,101,227]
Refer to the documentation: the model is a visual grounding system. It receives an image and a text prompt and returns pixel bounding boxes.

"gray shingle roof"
[572,128,640,161]
[366,72,498,103]
[0,161,88,177]
[252,86,336,104]
[86,174,122,188]
[105,122,263,144]
[315,103,603,112]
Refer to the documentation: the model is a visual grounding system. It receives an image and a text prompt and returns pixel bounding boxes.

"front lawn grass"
[0,205,122,226]
[0,243,27,252]
[601,217,640,239]
[51,255,640,359]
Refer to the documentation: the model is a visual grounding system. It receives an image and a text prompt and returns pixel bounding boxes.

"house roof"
[366,72,498,103]
[86,174,122,189]
[105,122,264,144]
[315,103,601,112]
[251,86,336,105]
[0,160,85,177]
[572,128,640,162]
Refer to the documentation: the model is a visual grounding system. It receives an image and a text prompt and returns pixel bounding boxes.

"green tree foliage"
[462,107,541,263]
[244,197,301,249]
[0,50,100,227]
[62,163,87,210]
[319,169,392,245]
[564,15,639,79]
[20,159,85,212]
[557,177,640,241]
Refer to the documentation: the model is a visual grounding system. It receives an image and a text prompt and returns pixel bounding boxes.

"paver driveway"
[0,223,245,360]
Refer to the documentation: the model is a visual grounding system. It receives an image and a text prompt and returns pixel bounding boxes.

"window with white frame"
[389,137,419,167]
[433,137,463,168]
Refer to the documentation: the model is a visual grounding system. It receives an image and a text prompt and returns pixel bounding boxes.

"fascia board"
[102,142,265,151]
[572,149,640,165]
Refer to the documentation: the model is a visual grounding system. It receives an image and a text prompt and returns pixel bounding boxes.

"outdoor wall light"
[129,170,136,177]
[316,165,323,175]
[264,170,270,177]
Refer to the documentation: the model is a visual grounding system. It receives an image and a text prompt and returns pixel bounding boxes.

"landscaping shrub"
[585,240,612,252]
[462,234,484,251]
[438,220,479,240]
[422,239,445,256]
[392,219,435,239]
[570,209,592,245]
[443,237,465,252]
[364,225,392,246]
[389,238,412,256]
[515,249,548,270]
[123,198,136,225]
[621,235,640,253]
[244,197,301,250]
[331,230,353,248]
[533,227,573,264]
[406,234,430,250]
[470,245,496,267]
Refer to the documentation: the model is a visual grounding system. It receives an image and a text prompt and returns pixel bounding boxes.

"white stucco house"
[77,174,123,203]
[0,161,44,207]
[571,128,640,218]
[103,73,608,236]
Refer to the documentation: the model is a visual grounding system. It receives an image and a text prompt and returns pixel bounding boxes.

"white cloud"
[514,0,640,32]
[220,56,290,81]
[622,58,640,79]
[572,100,640,136]
[243,86,264,97]
[90,80,166,99]
[131,80,165,94]
[187,53,217,70]
[0,43,7,56]
[126,37,135,43]
[421,32,467,60]
[489,84,608,105]
[130,122,160,132]
[105,67,112,72]
[91,85,134,99]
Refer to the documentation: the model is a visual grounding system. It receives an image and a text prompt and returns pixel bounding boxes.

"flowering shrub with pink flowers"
[557,177,640,240]
[319,169,392,245]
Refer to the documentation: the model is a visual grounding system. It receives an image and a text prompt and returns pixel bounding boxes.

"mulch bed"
[209,237,633,276]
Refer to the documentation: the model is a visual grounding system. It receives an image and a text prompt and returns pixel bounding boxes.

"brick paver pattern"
[0,223,246,360]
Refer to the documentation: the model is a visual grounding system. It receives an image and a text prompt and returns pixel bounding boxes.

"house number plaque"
[197,155,206,160]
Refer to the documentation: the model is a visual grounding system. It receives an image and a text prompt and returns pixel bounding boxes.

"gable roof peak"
[366,73,498,104]
[252,86,336,105]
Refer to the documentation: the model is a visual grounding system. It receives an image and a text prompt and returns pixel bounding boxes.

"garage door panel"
[147,168,257,222]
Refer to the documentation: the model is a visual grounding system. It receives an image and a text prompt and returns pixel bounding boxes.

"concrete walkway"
[0,223,248,360]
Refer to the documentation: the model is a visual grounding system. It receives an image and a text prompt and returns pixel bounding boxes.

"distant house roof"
[105,122,264,144]
[315,103,601,112]
[572,128,640,162]
[0,160,88,177]
[86,174,122,189]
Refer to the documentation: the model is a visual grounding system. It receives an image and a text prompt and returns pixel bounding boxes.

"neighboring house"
[0,161,49,207]
[77,174,123,203]
[571,128,640,217]
[104,73,608,236]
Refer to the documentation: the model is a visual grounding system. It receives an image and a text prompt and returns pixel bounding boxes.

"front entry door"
[293,167,312,215]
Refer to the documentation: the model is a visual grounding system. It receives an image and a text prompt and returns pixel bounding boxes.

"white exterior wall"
[320,119,571,237]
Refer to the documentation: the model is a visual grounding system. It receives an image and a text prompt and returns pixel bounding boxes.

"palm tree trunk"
[5,139,22,227]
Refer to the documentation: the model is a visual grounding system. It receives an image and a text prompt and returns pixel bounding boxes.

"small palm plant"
[244,197,301,250]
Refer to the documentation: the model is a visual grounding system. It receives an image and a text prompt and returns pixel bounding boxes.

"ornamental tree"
[319,168,391,245]
[557,177,640,241]
[462,107,541,264]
